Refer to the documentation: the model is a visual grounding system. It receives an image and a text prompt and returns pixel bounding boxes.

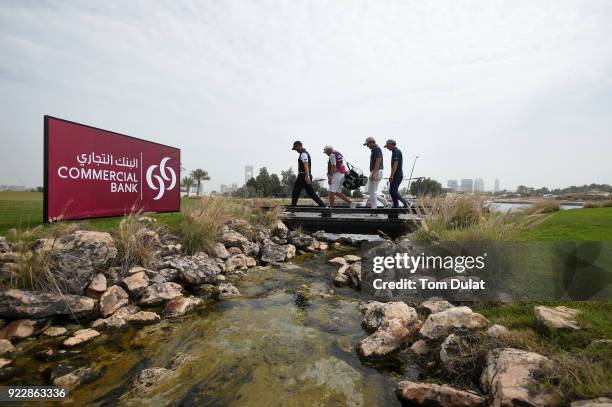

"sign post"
[43,116,180,222]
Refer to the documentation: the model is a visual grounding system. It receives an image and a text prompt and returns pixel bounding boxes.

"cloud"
[1,0,611,190]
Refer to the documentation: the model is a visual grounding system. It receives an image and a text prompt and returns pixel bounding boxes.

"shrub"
[408,195,545,241]
[113,212,159,269]
[523,200,560,214]
[583,202,600,209]
[179,197,231,255]
[601,200,612,208]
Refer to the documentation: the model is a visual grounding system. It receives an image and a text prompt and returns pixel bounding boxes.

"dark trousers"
[389,174,408,208]
[291,174,326,207]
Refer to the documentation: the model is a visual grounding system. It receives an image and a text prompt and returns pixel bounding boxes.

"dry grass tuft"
[180,197,232,255]
[113,212,159,269]
[522,200,560,214]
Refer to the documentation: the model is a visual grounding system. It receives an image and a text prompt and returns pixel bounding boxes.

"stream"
[3,250,412,406]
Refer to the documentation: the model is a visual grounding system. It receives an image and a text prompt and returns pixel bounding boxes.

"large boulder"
[139,282,183,306]
[260,240,294,263]
[418,299,455,316]
[419,306,488,339]
[288,231,314,249]
[480,348,558,407]
[172,253,222,286]
[534,306,581,332]
[240,241,260,257]
[164,296,203,317]
[362,301,418,332]
[121,271,150,298]
[397,381,486,407]
[219,229,248,248]
[0,289,95,319]
[212,243,230,260]
[271,220,289,240]
[357,318,409,358]
[0,237,11,253]
[99,285,129,317]
[39,231,117,295]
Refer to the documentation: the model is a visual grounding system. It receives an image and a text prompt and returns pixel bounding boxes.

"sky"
[1,0,611,192]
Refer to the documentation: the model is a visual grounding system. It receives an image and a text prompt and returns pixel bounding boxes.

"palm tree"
[190,169,210,196]
[181,176,194,197]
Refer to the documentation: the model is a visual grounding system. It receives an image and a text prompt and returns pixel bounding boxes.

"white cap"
[363,137,375,146]
[323,145,333,152]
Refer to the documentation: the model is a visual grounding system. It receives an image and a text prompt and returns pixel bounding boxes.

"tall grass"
[409,195,545,241]
[179,197,232,255]
[113,212,159,269]
[521,200,560,214]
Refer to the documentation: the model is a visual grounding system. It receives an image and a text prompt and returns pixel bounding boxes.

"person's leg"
[335,192,352,204]
[395,175,409,207]
[328,191,335,207]
[389,177,401,208]
[304,182,326,207]
[291,175,305,206]
[368,174,380,209]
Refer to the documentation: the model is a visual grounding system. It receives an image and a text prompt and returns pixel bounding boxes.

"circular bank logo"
[146,157,177,200]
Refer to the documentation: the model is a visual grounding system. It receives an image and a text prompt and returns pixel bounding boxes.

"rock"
[42,326,68,338]
[158,268,179,282]
[228,247,243,255]
[0,319,35,341]
[35,348,81,362]
[52,366,100,389]
[139,282,183,306]
[0,252,17,264]
[174,253,222,286]
[164,296,203,317]
[0,339,15,356]
[63,328,100,347]
[286,244,296,259]
[212,243,230,259]
[0,236,11,253]
[219,230,248,248]
[439,334,465,365]
[91,315,127,331]
[571,398,612,407]
[397,381,486,407]
[124,311,160,325]
[271,220,289,239]
[240,241,260,257]
[480,348,558,407]
[121,271,150,297]
[225,254,249,272]
[102,267,122,286]
[215,283,240,299]
[487,324,511,341]
[288,231,314,248]
[260,240,293,263]
[410,339,431,356]
[0,358,12,368]
[132,367,174,395]
[245,256,257,267]
[160,244,182,257]
[358,318,409,358]
[334,264,351,286]
[362,301,418,332]
[319,242,329,251]
[0,289,95,319]
[99,285,129,317]
[39,230,117,295]
[343,254,361,263]
[534,305,581,332]
[418,300,455,316]
[419,306,488,339]
[86,273,107,298]
[328,257,347,266]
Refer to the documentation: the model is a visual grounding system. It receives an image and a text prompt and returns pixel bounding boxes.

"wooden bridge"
[266,205,425,238]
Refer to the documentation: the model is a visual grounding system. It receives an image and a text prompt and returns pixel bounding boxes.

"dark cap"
[292,140,303,150]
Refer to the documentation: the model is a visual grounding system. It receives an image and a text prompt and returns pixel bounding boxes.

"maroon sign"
[44,116,180,222]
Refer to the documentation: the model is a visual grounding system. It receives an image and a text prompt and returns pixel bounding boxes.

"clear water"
[4,251,410,406]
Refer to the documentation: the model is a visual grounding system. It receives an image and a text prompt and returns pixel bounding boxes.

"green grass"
[519,207,612,241]
[0,191,186,236]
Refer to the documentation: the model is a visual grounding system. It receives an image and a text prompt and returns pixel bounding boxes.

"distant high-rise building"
[244,165,254,184]
[460,179,473,193]
[220,184,228,193]
[494,179,500,193]
[447,180,458,192]
[474,178,485,193]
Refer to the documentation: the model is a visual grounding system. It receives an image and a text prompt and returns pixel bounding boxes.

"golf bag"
[342,162,368,190]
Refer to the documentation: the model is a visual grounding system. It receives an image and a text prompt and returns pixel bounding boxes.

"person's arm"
[370,158,381,180]
[303,161,312,184]
[390,161,398,181]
